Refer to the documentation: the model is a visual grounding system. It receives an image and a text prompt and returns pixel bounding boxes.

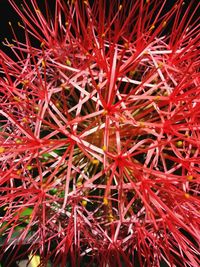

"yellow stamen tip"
[162,21,167,28]
[176,140,183,148]
[13,96,20,102]
[41,60,46,68]
[108,213,114,222]
[40,42,45,48]
[55,101,60,108]
[34,105,39,111]
[82,200,87,207]
[129,70,136,76]
[184,193,190,199]
[65,59,71,66]
[187,175,193,181]
[22,79,29,85]
[76,181,82,187]
[154,95,160,101]
[27,165,32,171]
[102,145,107,152]
[124,42,129,49]
[149,25,155,31]
[139,122,145,128]
[15,139,22,144]
[22,117,28,123]
[0,147,5,153]
[103,197,108,205]
[92,159,99,165]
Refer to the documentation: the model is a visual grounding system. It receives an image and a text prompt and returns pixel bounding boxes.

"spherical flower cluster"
[0,0,199,266]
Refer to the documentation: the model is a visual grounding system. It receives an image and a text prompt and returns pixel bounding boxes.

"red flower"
[0,0,199,266]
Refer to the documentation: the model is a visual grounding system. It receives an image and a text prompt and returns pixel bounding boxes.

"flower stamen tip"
[103,197,108,205]
[0,147,5,153]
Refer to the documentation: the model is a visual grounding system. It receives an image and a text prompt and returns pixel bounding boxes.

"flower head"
[0,0,200,266]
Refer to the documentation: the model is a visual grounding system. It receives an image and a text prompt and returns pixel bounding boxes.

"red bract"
[0,0,200,266]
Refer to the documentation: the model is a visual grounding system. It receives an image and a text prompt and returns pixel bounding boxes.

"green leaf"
[19,207,33,223]
[49,188,58,195]
[42,152,53,159]
[20,207,33,217]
